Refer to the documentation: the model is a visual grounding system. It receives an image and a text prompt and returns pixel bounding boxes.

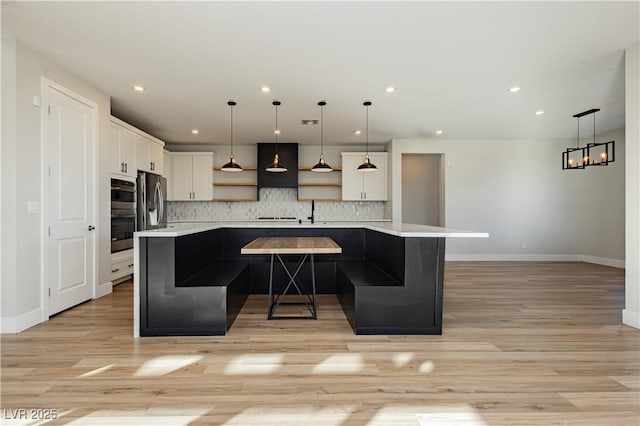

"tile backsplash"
[167,188,386,222]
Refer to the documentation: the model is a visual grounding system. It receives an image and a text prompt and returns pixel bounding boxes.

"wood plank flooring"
[1,262,638,425]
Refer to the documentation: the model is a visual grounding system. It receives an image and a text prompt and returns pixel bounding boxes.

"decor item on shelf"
[221,100,243,172]
[562,108,615,170]
[311,101,333,172]
[358,101,377,171]
[266,100,287,172]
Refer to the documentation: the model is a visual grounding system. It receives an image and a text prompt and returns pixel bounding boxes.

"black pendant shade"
[221,100,243,172]
[266,100,287,172]
[311,101,333,172]
[358,101,377,171]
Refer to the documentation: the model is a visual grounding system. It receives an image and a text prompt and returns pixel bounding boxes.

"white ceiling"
[2,1,638,146]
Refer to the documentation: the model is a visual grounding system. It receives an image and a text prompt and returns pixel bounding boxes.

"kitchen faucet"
[307,199,315,224]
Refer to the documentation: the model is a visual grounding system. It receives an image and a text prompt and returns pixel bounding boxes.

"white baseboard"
[95,281,113,299]
[623,309,640,329]
[1,307,43,334]
[445,254,580,262]
[444,254,625,269]
[580,255,625,269]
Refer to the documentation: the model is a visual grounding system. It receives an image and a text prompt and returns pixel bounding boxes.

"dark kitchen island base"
[137,225,446,336]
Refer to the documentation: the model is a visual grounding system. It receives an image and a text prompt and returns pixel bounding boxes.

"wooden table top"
[241,237,342,255]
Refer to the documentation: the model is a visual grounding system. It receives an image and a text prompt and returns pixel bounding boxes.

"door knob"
[88,225,95,231]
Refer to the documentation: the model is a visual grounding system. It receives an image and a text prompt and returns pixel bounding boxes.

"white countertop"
[134,221,489,238]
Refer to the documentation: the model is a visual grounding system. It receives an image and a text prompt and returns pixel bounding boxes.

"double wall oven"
[111,178,136,253]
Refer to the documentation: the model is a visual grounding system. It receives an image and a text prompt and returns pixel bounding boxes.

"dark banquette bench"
[138,227,445,336]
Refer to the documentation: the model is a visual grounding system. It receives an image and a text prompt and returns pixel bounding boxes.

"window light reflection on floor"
[311,353,364,374]
[133,355,203,377]
[77,364,114,378]
[392,352,415,367]
[222,405,355,426]
[224,353,283,375]
[369,404,488,426]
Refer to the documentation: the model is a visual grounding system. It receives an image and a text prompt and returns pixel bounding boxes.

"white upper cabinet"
[135,135,164,174]
[163,150,173,200]
[109,121,136,178]
[110,116,165,177]
[341,152,388,201]
[171,153,213,201]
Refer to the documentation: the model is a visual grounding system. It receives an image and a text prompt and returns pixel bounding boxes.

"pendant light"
[266,100,287,172]
[358,101,377,171]
[221,100,243,172]
[311,100,333,172]
[562,108,615,170]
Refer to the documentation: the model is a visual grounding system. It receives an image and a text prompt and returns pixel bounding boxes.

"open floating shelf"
[212,182,257,186]
[297,198,342,202]
[298,182,341,187]
[212,198,257,202]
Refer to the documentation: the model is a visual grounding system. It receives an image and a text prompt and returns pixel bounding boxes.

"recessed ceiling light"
[191,129,199,134]
[260,86,271,93]
[535,110,545,115]
[353,130,362,135]
[274,129,280,135]
[509,86,522,93]
[385,86,397,93]
[132,85,145,92]
[436,130,444,135]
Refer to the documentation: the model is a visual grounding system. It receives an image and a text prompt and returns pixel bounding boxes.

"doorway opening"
[401,154,444,226]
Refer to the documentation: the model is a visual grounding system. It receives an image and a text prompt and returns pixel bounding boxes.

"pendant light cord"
[593,111,596,145]
[576,116,580,148]
[274,101,279,153]
[366,103,369,153]
[320,102,324,154]
[230,102,234,156]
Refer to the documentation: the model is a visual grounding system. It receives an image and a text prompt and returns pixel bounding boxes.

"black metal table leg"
[268,252,317,320]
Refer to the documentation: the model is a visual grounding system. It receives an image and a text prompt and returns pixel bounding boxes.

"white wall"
[624,44,640,329]
[1,40,112,333]
[1,38,18,325]
[390,137,624,264]
[580,129,625,265]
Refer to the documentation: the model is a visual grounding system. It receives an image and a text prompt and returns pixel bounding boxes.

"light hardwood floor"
[1,262,638,425]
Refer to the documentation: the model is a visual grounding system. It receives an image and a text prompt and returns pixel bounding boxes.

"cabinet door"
[135,136,151,172]
[120,128,136,177]
[191,154,213,201]
[172,155,194,200]
[341,153,365,200]
[163,151,173,200]
[149,141,164,175]
[109,123,124,175]
[362,152,388,201]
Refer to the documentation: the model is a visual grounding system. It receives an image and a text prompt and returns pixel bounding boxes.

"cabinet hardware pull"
[128,263,134,267]
[88,225,95,231]
[112,268,119,273]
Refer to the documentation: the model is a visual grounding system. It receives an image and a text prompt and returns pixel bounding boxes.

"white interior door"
[46,84,95,315]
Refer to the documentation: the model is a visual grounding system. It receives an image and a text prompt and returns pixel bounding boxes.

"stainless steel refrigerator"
[137,171,167,231]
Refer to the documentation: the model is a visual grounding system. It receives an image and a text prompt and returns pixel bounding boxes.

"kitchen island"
[133,221,487,337]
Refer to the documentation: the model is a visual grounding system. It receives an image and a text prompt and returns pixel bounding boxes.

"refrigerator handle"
[139,174,146,231]
[157,180,164,226]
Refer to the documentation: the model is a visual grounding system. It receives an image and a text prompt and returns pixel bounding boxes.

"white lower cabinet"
[341,152,388,201]
[172,153,213,201]
[111,249,134,283]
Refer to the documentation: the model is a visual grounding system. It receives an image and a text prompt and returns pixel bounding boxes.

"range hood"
[257,143,298,195]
